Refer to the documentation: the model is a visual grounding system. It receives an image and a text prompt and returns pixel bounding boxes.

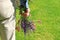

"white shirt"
[0,0,14,20]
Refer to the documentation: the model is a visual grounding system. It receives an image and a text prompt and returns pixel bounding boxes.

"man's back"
[0,0,14,20]
[0,0,15,40]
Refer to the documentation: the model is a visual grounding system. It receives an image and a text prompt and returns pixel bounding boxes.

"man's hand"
[21,8,30,17]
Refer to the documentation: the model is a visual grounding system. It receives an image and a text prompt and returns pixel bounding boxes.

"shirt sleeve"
[20,0,29,8]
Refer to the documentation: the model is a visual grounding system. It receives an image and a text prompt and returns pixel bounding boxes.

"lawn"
[16,0,60,40]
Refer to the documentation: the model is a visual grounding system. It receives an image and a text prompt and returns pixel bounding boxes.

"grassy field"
[16,0,60,40]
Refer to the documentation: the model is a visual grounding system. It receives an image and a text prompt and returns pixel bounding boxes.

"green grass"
[16,0,60,40]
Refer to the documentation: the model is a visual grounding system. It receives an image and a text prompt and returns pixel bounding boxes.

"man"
[16,0,30,32]
[0,0,15,40]
[19,0,35,34]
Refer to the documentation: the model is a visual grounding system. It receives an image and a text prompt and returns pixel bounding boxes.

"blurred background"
[16,0,60,40]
